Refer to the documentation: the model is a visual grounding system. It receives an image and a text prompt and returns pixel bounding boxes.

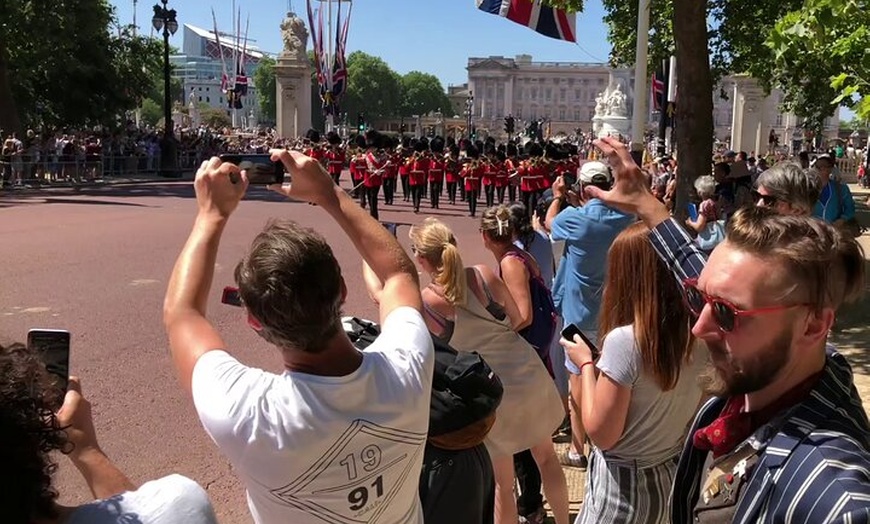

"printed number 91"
[348,475,384,511]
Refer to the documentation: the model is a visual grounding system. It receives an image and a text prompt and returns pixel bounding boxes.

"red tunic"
[494,162,509,188]
[305,147,327,168]
[481,160,497,187]
[461,163,483,192]
[385,153,400,179]
[428,158,444,183]
[364,151,385,188]
[445,157,460,184]
[519,161,547,192]
[409,156,429,187]
[350,154,367,182]
[325,148,345,176]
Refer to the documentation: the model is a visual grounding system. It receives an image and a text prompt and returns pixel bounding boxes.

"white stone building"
[466,55,635,139]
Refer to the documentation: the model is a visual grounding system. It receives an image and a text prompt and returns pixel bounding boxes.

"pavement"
[1,179,867,523]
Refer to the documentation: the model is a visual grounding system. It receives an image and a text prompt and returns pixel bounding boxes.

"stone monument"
[275,12,312,138]
[188,88,200,128]
[592,78,631,139]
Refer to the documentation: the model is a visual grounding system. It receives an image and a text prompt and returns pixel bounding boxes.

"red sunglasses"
[682,278,809,332]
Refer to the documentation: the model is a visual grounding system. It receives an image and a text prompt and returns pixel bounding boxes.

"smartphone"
[687,203,699,221]
[381,222,398,237]
[221,286,243,307]
[219,154,285,185]
[560,323,600,359]
[27,329,70,410]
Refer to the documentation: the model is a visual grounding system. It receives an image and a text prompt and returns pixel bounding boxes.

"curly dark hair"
[0,342,69,523]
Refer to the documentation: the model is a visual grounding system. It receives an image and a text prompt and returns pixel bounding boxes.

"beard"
[699,328,792,397]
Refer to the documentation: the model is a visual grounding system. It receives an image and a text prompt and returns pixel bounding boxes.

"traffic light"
[471,125,477,140]
[504,116,515,135]
[400,123,406,135]
[357,112,365,132]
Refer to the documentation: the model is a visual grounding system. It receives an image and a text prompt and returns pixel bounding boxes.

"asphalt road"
[0,179,498,523]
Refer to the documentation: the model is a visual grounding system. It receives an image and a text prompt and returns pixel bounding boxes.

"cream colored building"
[713,75,840,154]
[466,55,635,139]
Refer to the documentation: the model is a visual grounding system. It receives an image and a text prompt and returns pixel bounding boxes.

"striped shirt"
[649,218,870,524]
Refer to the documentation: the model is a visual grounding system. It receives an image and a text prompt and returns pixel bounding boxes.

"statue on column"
[594,91,608,118]
[606,83,627,117]
[280,12,309,63]
[188,88,200,127]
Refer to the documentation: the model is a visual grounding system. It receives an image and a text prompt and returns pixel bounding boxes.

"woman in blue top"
[812,154,855,225]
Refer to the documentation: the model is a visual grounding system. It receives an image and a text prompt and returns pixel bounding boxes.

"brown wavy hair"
[598,222,694,391]
[0,342,71,523]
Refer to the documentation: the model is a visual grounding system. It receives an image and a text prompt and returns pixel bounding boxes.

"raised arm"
[163,159,248,395]
[270,149,421,324]
[59,377,136,499]
[587,138,707,281]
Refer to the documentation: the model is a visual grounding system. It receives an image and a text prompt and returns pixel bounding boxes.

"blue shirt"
[814,179,856,223]
[550,199,635,331]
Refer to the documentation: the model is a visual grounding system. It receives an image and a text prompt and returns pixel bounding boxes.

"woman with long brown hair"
[560,222,707,524]
[410,218,569,524]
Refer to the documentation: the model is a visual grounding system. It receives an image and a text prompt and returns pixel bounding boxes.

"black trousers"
[508,184,517,203]
[410,184,424,212]
[522,190,540,218]
[365,185,380,219]
[430,180,443,208]
[419,443,494,524]
[446,181,458,204]
[496,185,506,204]
[383,177,396,205]
[514,449,544,517]
[330,172,340,186]
[467,188,479,216]
[401,175,410,201]
[484,184,495,208]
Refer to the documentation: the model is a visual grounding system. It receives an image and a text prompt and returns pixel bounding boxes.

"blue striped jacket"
[649,218,870,524]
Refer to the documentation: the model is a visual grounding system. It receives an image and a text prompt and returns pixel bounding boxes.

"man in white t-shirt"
[163,149,434,524]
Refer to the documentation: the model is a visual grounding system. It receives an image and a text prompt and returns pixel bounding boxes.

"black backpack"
[341,317,503,437]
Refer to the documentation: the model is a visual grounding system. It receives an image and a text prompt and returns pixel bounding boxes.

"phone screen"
[28,329,70,410]
[560,323,600,359]
[687,203,699,221]
[221,286,243,307]
[219,154,285,185]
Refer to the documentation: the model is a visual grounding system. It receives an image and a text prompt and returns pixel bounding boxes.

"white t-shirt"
[192,307,434,524]
[65,474,217,524]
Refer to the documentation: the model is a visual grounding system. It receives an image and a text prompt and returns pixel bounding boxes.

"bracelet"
[579,361,595,372]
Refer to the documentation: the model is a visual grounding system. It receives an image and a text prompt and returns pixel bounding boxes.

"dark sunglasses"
[682,278,808,332]
[751,189,779,207]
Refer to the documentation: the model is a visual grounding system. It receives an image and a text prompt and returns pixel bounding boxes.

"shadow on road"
[0,182,309,206]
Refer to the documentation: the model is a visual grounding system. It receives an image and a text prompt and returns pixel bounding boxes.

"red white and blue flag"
[477,0,576,43]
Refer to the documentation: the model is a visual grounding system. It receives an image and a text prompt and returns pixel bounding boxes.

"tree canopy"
[399,71,453,117]
[0,0,164,133]
[768,0,870,125]
[305,51,452,126]
[253,56,277,124]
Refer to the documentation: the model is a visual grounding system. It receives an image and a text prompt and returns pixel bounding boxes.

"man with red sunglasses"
[585,137,869,524]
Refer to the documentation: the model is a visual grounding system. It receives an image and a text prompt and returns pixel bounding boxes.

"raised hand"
[194,156,248,220]
[587,137,668,226]
[268,148,339,209]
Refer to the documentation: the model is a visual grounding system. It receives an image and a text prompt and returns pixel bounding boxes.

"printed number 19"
[348,475,384,511]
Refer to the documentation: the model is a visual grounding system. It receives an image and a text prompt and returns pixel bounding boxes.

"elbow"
[515,315,532,331]
[586,425,619,451]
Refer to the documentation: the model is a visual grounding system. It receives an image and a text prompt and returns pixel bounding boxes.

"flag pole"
[630,0,650,164]
[326,0,335,133]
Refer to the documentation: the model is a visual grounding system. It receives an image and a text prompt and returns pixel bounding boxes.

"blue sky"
[110,0,613,87]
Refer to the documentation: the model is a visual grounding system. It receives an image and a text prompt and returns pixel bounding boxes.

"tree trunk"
[0,38,21,134]
[672,0,713,218]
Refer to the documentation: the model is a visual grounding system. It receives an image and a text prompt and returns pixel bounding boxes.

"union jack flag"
[476,0,576,42]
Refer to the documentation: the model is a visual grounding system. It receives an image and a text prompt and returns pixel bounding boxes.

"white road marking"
[130,279,159,287]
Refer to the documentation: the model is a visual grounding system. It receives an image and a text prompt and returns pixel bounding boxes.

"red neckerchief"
[693,371,824,458]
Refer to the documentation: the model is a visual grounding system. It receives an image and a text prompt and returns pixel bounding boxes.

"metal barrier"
[0,152,204,187]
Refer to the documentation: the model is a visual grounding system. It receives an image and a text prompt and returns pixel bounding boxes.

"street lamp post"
[152,0,179,177]
[464,91,474,141]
